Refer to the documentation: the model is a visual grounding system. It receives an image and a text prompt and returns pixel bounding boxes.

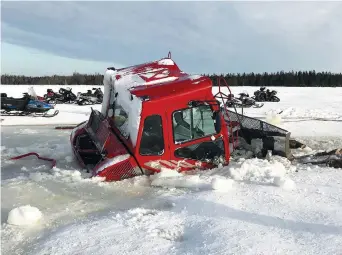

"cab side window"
[113,103,129,139]
[139,115,165,156]
[172,105,217,144]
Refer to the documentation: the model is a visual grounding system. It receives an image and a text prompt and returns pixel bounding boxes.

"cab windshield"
[172,105,218,144]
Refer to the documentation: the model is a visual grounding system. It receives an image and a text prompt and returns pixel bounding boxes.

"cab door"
[167,104,227,172]
[135,111,172,174]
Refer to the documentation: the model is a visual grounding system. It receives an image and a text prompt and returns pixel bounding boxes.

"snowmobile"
[69,53,292,182]
[292,148,342,169]
[76,88,103,105]
[26,86,56,105]
[253,87,280,102]
[44,87,77,104]
[226,92,264,108]
[0,91,59,117]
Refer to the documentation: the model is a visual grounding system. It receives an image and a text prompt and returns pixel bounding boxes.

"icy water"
[1,126,169,254]
[1,126,342,255]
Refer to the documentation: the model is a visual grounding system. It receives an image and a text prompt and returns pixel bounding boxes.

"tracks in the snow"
[282,117,342,123]
[251,116,342,123]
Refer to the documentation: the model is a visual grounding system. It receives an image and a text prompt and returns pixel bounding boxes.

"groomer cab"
[70,54,231,181]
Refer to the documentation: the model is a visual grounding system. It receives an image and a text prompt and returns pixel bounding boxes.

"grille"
[103,158,142,181]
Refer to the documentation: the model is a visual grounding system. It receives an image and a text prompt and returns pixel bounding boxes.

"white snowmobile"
[76,88,103,105]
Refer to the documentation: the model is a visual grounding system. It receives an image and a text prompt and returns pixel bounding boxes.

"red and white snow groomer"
[70,53,291,181]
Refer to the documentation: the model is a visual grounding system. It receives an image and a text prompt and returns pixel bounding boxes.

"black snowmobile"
[44,87,77,104]
[253,87,280,102]
[1,91,59,117]
[292,148,342,169]
[226,92,264,108]
[76,88,103,105]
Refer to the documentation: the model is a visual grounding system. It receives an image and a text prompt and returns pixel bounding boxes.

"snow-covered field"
[1,85,341,136]
[1,85,342,255]
[0,85,102,126]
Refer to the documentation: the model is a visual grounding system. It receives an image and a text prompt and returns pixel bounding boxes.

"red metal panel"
[96,157,141,181]
[105,132,130,158]
[134,84,231,174]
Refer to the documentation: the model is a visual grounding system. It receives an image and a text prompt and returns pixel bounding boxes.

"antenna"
[168,51,171,58]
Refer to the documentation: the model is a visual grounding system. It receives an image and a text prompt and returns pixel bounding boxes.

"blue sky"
[1,1,342,76]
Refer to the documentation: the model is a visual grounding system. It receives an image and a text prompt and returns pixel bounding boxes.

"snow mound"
[7,205,43,226]
[266,112,282,125]
[147,158,295,191]
[27,167,105,184]
[269,155,297,172]
[211,177,234,192]
[129,175,151,186]
[29,172,45,182]
[274,177,296,190]
[228,158,289,185]
[150,168,203,189]
[151,168,182,178]
[51,167,105,183]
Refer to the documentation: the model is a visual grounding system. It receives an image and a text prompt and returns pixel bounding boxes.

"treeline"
[1,72,103,85]
[208,71,342,87]
[2,70,342,87]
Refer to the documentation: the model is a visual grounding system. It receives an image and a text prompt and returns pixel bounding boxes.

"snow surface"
[211,176,235,192]
[158,58,175,65]
[1,85,342,255]
[103,70,143,146]
[143,76,179,85]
